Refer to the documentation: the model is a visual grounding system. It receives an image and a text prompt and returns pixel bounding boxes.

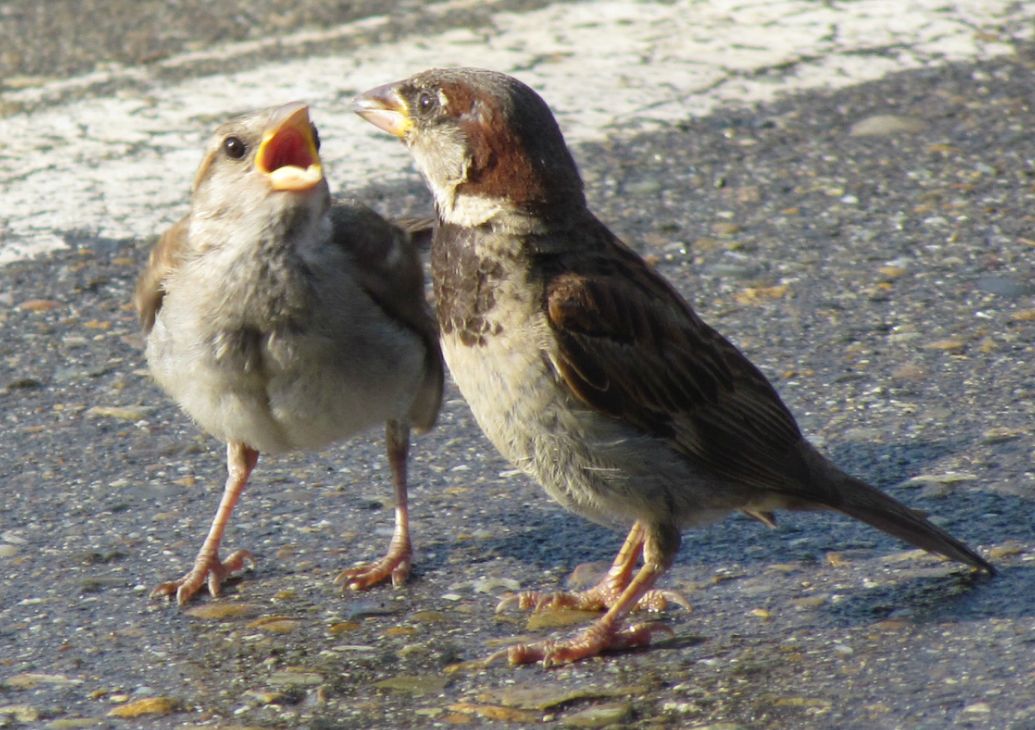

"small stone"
[247,616,301,633]
[750,608,771,620]
[268,670,324,687]
[106,697,180,718]
[484,683,651,711]
[922,337,966,352]
[711,222,740,236]
[373,673,449,695]
[849,114,926,137]
[85,405,151,421]
[562,702,632,727]
[448,702,542,723]
[961,702,992,715]
[410,610,448,623]
[878,265,907,279]
[792,595,828,609]
[771,696,833,712]
[44,719,105,729]
[243,690,284,705]
[185,603,261,620]
[982,427,1025,444]
[328,620,360,635]
[17,299,61,312]
[891,363,927,381]
[903,472,978,486]
[3,673,81,689]
[472,576,522,594]
[527,608,599,631]
[734,284,789,306]
[0,705,40,723]
[825,552,848,567]
[974,276,1031,298]
[986,542,1025,560]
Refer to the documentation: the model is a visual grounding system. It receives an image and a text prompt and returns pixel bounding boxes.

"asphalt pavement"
[1,1,1033,728]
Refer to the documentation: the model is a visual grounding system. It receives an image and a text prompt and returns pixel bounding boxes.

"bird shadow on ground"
[820,564,1033,628]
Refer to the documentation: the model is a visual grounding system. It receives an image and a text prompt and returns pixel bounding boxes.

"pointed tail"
[832,471,995,574]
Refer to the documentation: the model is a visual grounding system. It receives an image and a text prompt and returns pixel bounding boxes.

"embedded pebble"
[849,114,926,136]
[562,702,632,727]
[447,702,542,723]
[472,576,522,594]
[246,616,301,633]
[481,683,651,711]
[267,671,324,687]
[17,299,60,312]
[903,472,978,486]
[986,542,1025,560]
[328,620,360,635]
[2,673,81,689]
[0,705,40,723]
[922,337,966,352]
[982,427,1025,444]
[184,603,261,620]
[527,608,599,631]
[106,697,180,718]
[373,674,449,696]
[85,405,151,421]
[960,702,992,715]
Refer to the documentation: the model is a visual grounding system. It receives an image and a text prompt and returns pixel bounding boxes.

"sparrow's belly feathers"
[441,297,740,530]
[148,268,424,455]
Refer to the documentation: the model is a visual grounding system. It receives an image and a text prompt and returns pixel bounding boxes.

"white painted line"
[0,0,1030,265]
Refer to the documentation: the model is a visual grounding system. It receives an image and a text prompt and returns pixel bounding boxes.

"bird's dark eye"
[416,90,438,116]
[223,136,247,159]
[310,123,321,151]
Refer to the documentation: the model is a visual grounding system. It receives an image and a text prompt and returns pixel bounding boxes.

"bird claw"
[498,621,674,667]
[151,549,253,606]
[640,589,693,613]
[335,550,411,591]
[495,590,550,613]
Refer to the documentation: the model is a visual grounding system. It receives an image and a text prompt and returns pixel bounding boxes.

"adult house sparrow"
[135,102,443,605]
[353,68,994,666]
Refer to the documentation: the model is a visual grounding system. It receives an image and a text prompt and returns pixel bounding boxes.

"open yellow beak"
[255,102,323,191]
[352,83,413,138]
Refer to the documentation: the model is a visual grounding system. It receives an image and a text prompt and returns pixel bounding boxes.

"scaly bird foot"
[487,620,674,668]
[334,543,411,591]
[151,549,253,606]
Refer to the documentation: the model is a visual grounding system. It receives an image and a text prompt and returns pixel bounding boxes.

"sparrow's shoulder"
[134,216,191,333]
[539,221,805,487]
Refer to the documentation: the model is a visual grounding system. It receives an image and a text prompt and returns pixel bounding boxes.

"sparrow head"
[190,102,329,229]
[353,67,585,227]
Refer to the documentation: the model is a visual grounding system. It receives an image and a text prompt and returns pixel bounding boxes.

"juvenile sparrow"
[135,102,443,605]
[353,68,994,666]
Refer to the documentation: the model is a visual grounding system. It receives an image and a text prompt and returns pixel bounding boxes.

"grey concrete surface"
[1,2,1033,728]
